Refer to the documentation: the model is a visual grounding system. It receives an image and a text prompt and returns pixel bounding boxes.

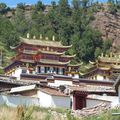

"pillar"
[41,66,45,73]
[59,68,63,75]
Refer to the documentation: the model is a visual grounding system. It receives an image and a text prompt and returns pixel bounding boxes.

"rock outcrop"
[91,9,120,48]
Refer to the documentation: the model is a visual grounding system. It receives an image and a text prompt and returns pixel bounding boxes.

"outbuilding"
[38,87,70,108]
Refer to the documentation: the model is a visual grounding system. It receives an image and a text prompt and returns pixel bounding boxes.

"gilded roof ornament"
[40,34,42,39]
[27,33,30,39]
[33,35,36,39]
[52,35,55,41]
[45,37,49,40]
[101,53,103,57]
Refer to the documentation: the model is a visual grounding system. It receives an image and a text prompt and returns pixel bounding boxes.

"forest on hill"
[0,0,120,66]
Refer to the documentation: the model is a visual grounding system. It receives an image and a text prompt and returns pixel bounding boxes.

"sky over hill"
[1,0,56,7]
[0,0,107,7]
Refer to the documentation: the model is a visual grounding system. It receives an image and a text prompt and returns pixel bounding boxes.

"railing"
[23,50,37,54]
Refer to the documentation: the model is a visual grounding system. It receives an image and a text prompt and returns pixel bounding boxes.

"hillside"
[91,6,120,49]
[1,1,120,66]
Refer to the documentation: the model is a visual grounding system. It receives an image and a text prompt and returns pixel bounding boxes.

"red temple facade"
[4,35,80,80]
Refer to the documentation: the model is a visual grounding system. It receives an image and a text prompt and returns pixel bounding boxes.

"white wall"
[118,85,120,103]
[96,75,104,80]
[87,95,119,108]
[51,96,70,108]
[86,98,110,108]
[0,94,39,107]
[38,91,52,108]
[11,67,30,80]
[37,91,70,108]
[73,74,79,78]
[91,74,109,81]
[12,67,22,80]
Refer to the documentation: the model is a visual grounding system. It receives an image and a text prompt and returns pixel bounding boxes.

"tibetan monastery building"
[4,34,80,80]
[81,53,120,81]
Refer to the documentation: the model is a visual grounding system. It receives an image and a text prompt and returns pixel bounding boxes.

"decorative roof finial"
[27,33,30,39]
[45,37,49,40]
[101,53,103,57]
[40,34,42,39]
[52,35,55,41]
[33,35,36,39]
[110,52,112,58]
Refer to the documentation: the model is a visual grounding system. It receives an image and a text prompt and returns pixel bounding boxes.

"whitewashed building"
[6,85,71,109]
[38,87,70,108]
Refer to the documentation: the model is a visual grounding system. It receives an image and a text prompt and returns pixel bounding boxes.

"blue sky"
[0,0,107,7]
[1,0,57,7]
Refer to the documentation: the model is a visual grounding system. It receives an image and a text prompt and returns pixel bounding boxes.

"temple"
[4,34,80,80]
[80,53,120,81]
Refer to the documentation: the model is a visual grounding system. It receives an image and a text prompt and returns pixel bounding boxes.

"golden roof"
[39,59,70,65]
[61,54,76,58]
[68,62,83,67]
[98,56,120,63]
[20,37,72,48]
[80,67,98,76]
[112,65,120,69]
[98,67,111,71]
[39,50,65,55]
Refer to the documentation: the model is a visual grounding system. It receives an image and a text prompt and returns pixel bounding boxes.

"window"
[103,76,106,80]
[22,69,27,73]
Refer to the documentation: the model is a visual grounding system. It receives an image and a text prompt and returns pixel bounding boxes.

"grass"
[81,108,120,120]
[0,105,120,120]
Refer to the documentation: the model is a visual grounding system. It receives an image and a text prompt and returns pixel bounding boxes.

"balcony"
[22,50,38,55]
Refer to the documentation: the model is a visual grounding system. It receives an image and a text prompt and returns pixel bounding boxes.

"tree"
[95,47,102,59]
[17,3,25,10]
[103,39,112,54]
[72,0,80,10]
[12,8,29,36]
[58,0,71,16]
[0,3,8,14]
[35,0,45,12]
[74,28,102,62]
[51,1,57,9]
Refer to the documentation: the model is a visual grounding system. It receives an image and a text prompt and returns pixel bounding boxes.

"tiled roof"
[39,50,65,55]
[112,65,120,69]
[10,84,36,93]
[99,56,120,63]
[69,85,115,93]
[39,87,69,97]
[98,67,111,71]
[61,54,76,58]
[39,59,70,65]
[20,37,72,48]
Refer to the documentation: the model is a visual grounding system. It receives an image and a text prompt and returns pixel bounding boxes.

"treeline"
[0,0,116,64]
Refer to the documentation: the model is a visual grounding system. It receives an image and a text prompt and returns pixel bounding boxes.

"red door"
[76,96,86,110]
[73,92,87,110]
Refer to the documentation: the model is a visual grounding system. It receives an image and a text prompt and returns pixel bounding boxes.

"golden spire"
[33,35,36,39]
[27,33,30,39]
[101,53,103,57]
[40,34,42,39]
[52,35,55,41]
